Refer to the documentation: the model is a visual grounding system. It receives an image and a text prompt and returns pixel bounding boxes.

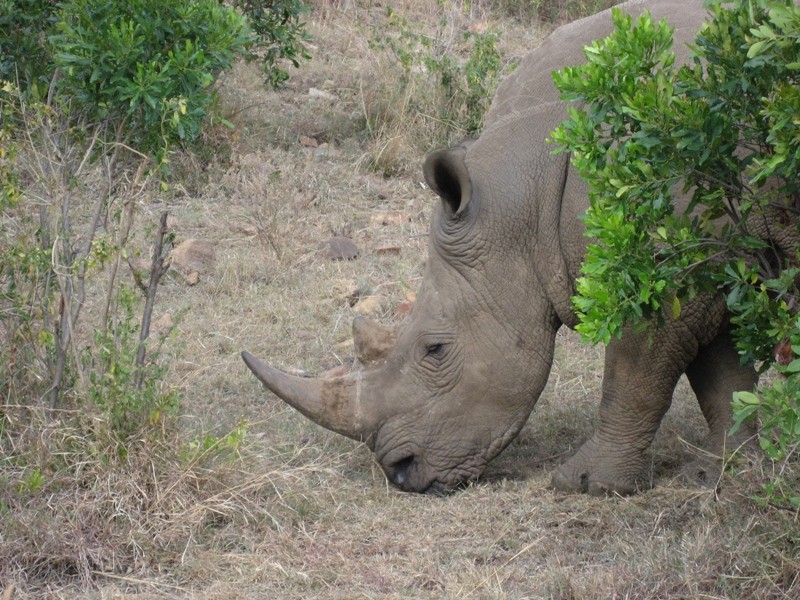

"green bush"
[229,0,311,88]
[550,1,799,504]
[52,0,252,159]
[0,0,59,88]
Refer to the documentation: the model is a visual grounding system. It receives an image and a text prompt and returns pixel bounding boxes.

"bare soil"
[3,1,798,598]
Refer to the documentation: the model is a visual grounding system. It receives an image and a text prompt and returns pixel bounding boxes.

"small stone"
[395,300,414,318]
[185,271,200,286]
[323,236,359,261]
[375,244,401,255]
[308,87,337,101]
[171,239,216,275]
[299,134,319,148]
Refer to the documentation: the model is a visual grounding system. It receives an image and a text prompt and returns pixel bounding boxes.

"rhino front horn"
[241,351,377,442]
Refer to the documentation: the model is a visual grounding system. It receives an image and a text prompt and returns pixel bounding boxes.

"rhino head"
[243,139,567,494]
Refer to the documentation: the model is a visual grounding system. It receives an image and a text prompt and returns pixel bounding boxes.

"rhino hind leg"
[680,330,759,487]
[552,326,695,496]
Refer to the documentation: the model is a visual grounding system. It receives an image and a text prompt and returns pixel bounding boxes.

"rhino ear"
[423,144,472,216]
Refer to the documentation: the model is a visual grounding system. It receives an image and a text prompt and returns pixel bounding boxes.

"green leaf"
[785,358,800,373]
[671,295,681,320]
[734,391,761,406]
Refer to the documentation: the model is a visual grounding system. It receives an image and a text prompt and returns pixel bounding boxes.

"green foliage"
[0,0,59,88]
[87,285,179,448]
[229,0,311,88]
[1,0,253,459]
[52,0,252,159]
[551,1,800,504]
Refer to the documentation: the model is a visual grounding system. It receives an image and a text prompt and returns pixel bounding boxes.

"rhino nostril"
[390,456,415,487]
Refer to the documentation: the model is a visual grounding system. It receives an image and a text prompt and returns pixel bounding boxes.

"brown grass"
[2,1,799,598]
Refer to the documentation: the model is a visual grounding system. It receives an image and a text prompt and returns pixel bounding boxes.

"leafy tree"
[550,0,800,504]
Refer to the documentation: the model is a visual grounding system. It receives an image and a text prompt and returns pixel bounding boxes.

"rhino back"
[485,0,706,130]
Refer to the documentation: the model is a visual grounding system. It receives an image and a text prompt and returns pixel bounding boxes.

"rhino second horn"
[241,351,375,442]
[352,316,399,365]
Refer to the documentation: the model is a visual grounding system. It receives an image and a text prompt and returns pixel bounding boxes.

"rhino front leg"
[552,326,696,496]
[681,330,759,485]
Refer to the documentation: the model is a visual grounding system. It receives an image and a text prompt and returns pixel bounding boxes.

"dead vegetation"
[1,0,798,598]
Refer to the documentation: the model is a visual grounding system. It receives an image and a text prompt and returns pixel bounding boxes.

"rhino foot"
[551,435,650,497]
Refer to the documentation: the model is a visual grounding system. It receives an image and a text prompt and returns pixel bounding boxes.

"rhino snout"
[385,455,415,487]
[382,454,451,496]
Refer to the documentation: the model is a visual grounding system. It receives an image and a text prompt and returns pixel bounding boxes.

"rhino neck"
[465,111,580,330]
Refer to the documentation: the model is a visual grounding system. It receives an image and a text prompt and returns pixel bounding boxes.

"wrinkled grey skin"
[242,0,762,496]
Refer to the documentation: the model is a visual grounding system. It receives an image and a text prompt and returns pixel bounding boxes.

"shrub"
[229,0,311,88]
[0,0,59,89]
[550,1,800,504]
[52,0,252,160]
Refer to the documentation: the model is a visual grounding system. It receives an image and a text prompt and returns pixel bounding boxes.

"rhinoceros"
[242,0,760,496]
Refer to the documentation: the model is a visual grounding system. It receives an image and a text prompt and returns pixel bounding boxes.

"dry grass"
[2,1,799,598]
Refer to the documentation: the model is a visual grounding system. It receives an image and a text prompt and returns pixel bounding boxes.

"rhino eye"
[425,343,446,358]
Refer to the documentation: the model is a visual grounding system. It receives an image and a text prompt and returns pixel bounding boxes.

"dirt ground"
[3,1,799,598]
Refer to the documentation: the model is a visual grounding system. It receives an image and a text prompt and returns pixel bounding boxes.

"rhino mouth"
[383,455,451,496]
[377,440,478,495]
[379,448,443,495]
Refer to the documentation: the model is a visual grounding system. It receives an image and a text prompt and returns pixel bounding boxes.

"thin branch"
[134,211,172,390]
[100,158,149,334]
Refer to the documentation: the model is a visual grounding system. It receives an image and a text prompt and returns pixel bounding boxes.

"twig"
[134,211,172,389]
[89,571,187,592]
[100,158,149,332]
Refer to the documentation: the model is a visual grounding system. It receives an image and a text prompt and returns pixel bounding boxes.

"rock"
[171,239,216,275]
[322,236,359,261]
[375,244,401,255]
[395,292,416,318]
[185,271,200,286]
[353,295,384,316]
[299,134,319,148]
[308,87,337,101]
[395,300,414,318]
